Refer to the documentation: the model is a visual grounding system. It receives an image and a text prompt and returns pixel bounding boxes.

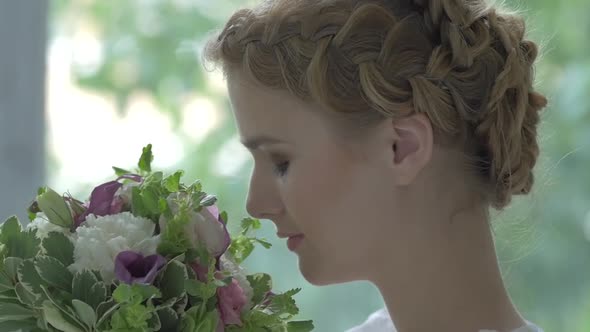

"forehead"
[227,74,328,141]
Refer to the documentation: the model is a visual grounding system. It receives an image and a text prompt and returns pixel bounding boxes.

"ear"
[390,112,433,186]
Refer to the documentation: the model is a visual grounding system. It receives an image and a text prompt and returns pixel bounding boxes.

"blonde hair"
[203,0,548,209]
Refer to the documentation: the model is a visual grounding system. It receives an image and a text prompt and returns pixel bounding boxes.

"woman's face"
[227,74,415,285]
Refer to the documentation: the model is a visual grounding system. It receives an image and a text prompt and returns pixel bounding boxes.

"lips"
[286,234,305,251]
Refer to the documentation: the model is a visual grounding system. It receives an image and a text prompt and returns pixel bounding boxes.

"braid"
[204,0,547,209]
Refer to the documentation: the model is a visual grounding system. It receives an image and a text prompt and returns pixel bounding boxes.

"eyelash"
[273,160,290,177]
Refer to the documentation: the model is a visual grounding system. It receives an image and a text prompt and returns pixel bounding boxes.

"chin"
[297,255,356,286]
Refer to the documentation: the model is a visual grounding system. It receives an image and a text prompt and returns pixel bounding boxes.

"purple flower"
[75,175,142,227]
[114,251,166,285]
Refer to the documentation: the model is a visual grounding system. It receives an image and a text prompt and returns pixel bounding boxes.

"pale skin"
[227,71,527,332]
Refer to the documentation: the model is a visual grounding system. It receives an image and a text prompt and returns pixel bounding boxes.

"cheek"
[283,154,357,238]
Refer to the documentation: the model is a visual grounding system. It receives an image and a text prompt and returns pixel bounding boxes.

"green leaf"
[241,218,261,234]
[254,238,272,249]
[138,144,154,173]
[113,166,132,176]
[131,186,149,217]
[194,309,219,332]
[112,284,135,304]
[96,299,118,329]
[157,307,179,331]
[244,308,277,327]
[71,299,96,327]
[72,270,106,310]
[42,300,84,332]
[157,208,193,259]
[247,273,272,304]
[0,289,18,300]
[0,269,13,292]
[287,320,315,332]
[15,282,41,307]
[36,188,74,228]
[18,258,47,296]
[0,318,38,331]
[148,308,162,331]
[41,286,88,332]
[38,187,47,196]
[188,181,202,193]
[42,232,74,267]
[0,301,35,322]
[160,260,188,300]
[3,257,23,282]
[113,283,160,307]
[71,270,97,303]
[180,314,195,332]
[163,171,184,192]
[184,279,216,301]
[267,288,301,316]
[136,284,161,302]
[158,197,169,216]
[219,211,228,225]
[109,302,153,331]
[35,256,73,291]
[227,236,255,264]
[141,187,161,215]
[0,216,40,260]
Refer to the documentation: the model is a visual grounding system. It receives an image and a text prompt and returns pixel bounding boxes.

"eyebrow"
[240,135,287,150]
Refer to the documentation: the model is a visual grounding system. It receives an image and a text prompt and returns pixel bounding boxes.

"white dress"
[345,308,544,332]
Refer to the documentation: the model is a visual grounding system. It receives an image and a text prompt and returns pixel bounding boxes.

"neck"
[373,205,526,332]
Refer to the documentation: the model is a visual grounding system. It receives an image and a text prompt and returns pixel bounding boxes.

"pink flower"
[159,193,230,257]
[217,278,247,326]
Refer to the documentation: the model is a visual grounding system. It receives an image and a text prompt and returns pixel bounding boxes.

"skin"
[227,71,527,332]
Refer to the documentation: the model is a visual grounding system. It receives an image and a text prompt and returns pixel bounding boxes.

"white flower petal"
[69,212,160,283]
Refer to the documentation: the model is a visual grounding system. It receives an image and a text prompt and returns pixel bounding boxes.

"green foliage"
[42,232,74,267]
[227,218,272,264]
[72,270,107,310]
[108,284,162,332]
[0,216,40,260]
[35,256,73,292]
[159,260,188,300]
[36,188,74,229]
[247,273,272,305]
[138,144,154,174]
[52,1,221,119]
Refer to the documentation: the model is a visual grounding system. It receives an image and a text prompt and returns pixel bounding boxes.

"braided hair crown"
[204,0,548,209]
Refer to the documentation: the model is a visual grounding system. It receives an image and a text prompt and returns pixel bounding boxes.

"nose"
[246,166,284,219]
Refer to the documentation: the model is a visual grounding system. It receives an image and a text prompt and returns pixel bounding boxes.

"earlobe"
[391,113,433,186]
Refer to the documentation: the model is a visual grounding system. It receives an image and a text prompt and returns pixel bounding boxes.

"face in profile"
[227,72,416,286]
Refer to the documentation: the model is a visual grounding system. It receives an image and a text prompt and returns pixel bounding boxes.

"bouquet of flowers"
[0,145,313,332]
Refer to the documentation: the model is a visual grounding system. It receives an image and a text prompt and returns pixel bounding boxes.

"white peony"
[68,212,160,283]
[27,212,72,240]
[220,253,254,312]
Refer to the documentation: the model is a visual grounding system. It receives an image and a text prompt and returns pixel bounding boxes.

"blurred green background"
[46,0,590,331]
